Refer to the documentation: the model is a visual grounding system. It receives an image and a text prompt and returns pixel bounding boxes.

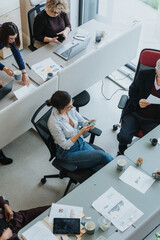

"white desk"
[0,74,58,148]
[125,125,160,177]
[25,19,142,96]
[0,19,141,148]
[18,155,160,240]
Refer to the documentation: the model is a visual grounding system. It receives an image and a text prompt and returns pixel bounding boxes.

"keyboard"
[61,48,72,59]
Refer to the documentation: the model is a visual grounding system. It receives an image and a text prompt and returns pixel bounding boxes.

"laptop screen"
[0,80,14,100]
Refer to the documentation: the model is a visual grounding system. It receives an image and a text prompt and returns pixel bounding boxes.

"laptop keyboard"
[61,49,71,59]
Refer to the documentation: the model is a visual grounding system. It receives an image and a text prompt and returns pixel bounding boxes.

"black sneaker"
[0,151,13,165]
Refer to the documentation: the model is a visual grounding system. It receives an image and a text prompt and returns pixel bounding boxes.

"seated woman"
[47,91,113,170]
[33,0,71,45]
[0,22,30,165]
[0,196,49,240]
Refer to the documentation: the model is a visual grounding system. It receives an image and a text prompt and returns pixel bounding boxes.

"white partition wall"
[58,22,142,97]
[0,76,58,148]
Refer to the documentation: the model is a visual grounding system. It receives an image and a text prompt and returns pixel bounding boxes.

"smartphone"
[87,120,96,126]
[53,218,80,235]
[56,34,65,43]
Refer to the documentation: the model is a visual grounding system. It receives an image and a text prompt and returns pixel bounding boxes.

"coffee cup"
[98,216,111,231]
[13,70,22,81]
[85,221,96,235]
[150,138,158,146]
[117,158,127,171]
[152,168,160,180]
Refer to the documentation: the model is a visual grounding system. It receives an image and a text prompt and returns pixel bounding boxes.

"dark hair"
[46,91,71,111]
[0,22,20,48]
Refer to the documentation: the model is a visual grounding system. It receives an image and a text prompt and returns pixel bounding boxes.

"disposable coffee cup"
[117,159,127,171]
[152,168,160,180]
[98,216,111,231]
[13,70,22,81]
[85,221,96,235]
[150,138,158,146]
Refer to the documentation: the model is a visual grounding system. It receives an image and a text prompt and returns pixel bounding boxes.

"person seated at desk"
[117,59,160,155]
[0,196,49,240]
[0,22,30,165]
[33,0,71,45]
[47,91,113,170]
[0,22,30,86]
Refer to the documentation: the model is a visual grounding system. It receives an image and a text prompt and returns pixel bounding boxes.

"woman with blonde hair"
[33,0,71,43]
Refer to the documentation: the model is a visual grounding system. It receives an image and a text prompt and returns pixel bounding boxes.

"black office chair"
[28,3,45,51]
[31,102,103,196]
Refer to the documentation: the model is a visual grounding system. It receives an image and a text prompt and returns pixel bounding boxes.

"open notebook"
[21,220,57,240]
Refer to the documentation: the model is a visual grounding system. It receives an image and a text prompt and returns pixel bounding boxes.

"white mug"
[13,70,22,81]
[117,159,127,171]
[85,221,96,235]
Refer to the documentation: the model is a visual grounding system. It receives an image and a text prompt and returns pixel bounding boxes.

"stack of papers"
[14,84,36,99]
[146,94,160,104]
[21,221,58,240]
[31,58,61,81]
[92,187,143,232]
[74,28,89,41]
[48,203,83,223]
[119,166,155,193]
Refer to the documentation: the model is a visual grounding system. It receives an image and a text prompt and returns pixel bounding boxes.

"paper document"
[119,166,155,193]
[21,220,58,240]
[74,28,89,41]
[146,94,160,104]
[92,187,143,232]
[48,203,83,223]
[31,58,61,81]
[14,84,36,99]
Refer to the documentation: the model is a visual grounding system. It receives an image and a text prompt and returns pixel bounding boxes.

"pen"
[60,236,63,240]
[28,76,40,86]
[12,63,19,70]
[26,63,31,70]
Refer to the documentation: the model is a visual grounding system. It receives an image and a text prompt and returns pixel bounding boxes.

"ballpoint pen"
[60,236,63,240]
[26,63,31,70]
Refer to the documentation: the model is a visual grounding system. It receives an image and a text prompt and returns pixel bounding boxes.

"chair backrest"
[28,3,45,51]
[134,48,160,79]
[31,102,56,161]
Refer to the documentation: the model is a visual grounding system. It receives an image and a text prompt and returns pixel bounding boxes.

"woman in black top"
[33,0,71,43]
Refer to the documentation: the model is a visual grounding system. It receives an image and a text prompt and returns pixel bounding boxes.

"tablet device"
[53,218,80,235]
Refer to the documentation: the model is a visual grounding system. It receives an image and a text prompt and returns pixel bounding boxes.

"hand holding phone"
[86,120,96,126]
[56,34,65,43]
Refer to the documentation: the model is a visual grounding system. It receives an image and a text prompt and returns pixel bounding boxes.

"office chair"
[31,102,103,196]
[28,2,45,51]
[113,48,160,138]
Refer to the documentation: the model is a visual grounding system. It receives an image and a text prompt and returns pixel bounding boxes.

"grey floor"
[0,0,160,211]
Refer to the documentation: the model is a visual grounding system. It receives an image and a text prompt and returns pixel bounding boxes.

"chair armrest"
[89,127,102,136]
[54,159,78,172]
[118,95,128,109]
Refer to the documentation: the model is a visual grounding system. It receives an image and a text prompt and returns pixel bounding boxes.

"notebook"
[54,36,91,60]
[0,80,14,100]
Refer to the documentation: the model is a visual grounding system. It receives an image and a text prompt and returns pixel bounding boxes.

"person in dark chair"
[0,196,49,240]
[33,0,71,45]
[117,59,160,155]
[46,91,113,170]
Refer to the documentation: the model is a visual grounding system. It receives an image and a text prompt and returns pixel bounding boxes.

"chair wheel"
[113,124,118,131]
[41,178,46,184]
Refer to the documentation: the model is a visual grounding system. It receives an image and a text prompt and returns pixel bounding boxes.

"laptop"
[0,80,14,100]
[54,36,91,60]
